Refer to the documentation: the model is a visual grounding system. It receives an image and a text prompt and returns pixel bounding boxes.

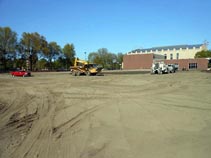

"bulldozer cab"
[74,59,88,67]
[84,63,98,68]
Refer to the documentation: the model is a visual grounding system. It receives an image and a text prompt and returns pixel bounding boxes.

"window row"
[164,53,179,60]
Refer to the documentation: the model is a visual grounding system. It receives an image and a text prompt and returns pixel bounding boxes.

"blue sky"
[1,0,211,59]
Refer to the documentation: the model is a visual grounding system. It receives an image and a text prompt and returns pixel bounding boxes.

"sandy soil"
[0,71,211,158]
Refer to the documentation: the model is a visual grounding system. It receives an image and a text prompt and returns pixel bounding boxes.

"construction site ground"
[0,71,211,158]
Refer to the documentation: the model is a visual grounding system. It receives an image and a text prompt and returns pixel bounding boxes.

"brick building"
[123,44,209,70]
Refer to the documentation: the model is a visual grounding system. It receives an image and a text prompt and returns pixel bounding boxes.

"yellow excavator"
[70,58,103,76]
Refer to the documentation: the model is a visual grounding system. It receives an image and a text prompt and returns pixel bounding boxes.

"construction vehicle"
[70,58,103,76]
[151,61,177,74]
[167,64,178,73]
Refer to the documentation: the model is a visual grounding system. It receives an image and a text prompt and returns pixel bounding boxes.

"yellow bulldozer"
[70,58,103,76]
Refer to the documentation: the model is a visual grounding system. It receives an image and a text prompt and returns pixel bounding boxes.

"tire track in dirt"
[0,87,39,158]
[61,83,113,158]
[0,88,36,125]
[8,87,59,158]
[14,78,108,158]
[1,72,210,158]
[132,98,173,134]
[52,105,100,136]
[115,93,139,158]
[0,102,8,114]
[78,88,137,158]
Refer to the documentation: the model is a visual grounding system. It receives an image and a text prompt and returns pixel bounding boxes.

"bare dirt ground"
[0,71,211,158]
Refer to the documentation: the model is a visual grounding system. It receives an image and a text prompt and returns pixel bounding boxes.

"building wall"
[123,54,208,70]
[127,44,206,60]
[154,47,203,60]
[162,58,209,70]
[123,44,208,70]
[123,54,153,69]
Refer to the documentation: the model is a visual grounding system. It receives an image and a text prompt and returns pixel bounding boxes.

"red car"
[11,70,31,77]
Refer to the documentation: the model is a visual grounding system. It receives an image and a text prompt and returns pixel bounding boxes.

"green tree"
[53,57,66,70]
[195,50,211,58]
[20,32,47,70]
[0,26,17,71]
[63,43,75,67]
[116,52,124,69]
[88,48,118,69]
[88,52,102,64]
[43,41,61,70]
[98,48,109,68]
[37,58,48,70]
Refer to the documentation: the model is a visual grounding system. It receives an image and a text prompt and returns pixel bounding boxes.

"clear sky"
[1,0,211,59]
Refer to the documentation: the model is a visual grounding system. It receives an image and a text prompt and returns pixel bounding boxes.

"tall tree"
[88,52,102,64]
[0,26,17,70]
[54,56,67,70]
[20,32,46,70]
[37,58,48,70]
[63,43,75,67]
[43,41,61,70]
[116,52,124,69]
[88,48,117,69]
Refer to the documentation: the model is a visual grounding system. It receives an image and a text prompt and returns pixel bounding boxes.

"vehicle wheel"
[86,71,91,76]
[76,71,81,76]
[72,71,76,76]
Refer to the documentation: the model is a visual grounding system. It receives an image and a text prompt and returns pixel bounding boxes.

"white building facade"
[128,44,207,60]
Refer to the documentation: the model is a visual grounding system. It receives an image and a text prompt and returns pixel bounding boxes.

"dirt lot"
[0,71,211,158]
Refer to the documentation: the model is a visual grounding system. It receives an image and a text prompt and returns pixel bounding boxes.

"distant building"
[123,44,209,70]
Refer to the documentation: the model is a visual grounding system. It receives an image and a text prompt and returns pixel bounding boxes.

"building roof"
[130,44,204,53]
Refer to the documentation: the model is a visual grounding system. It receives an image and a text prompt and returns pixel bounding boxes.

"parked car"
[10,70,31,77]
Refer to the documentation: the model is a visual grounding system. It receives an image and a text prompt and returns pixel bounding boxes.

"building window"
[189,63,197,69]
[176,53,179,59]
[170,53,173,60]
[164,54,167,59]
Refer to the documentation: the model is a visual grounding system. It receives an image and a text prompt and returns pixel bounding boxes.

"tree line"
[0,26,124,72]
[88,48,123,70]
[0,26,76,71]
